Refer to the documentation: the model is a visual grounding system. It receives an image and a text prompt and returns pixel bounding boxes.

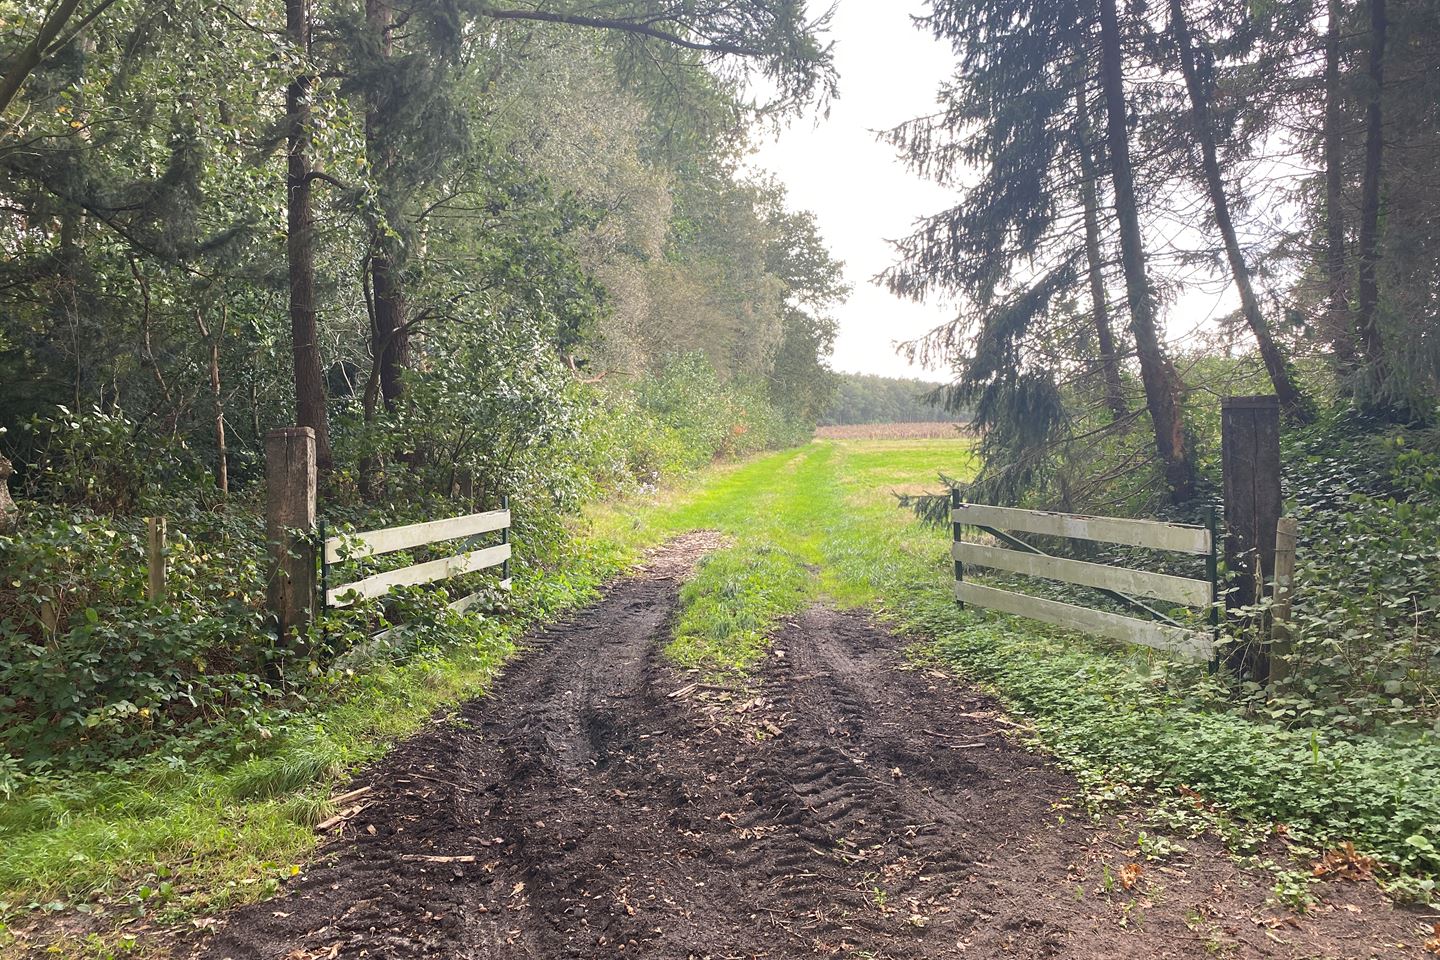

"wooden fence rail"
[323,504,512,612]
[952,496,1218,661]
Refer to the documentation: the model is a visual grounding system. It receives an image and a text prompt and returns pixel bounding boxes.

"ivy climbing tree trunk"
[285,0,333,471]
[1074,72,1128,421]
[1097,0,1195,503]
[1169,0,1311,422]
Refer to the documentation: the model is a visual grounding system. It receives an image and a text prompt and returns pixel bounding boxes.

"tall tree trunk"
[286,0,333,470]
[195,308,229,497]
[1354,0,1387,373]
[365,0,408,411]
[1169,0,1311,422]
[1323,0,1355,366]
[1074,73,1128,420]
[1097,0,1195,504]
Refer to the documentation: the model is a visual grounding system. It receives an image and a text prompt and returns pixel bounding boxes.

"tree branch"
[473,6,764,56]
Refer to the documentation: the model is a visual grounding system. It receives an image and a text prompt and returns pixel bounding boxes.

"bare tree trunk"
[365,0,408,412]
[286,0,333,470]
[196,308,229,497]
[1169,0,1311,422]
[1323,0,1355,366]
[1354,0,1387,373]
[1098,0,1195,504]
[1074,73,1128,420]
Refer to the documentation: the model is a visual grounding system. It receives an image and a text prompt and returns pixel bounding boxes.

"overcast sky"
[749,2,957,381]
[749,1,1242,384]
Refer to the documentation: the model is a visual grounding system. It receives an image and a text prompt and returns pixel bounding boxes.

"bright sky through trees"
[750,1,956,380]
[753,0,1242,381]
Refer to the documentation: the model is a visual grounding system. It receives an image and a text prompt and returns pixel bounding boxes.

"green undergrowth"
[0,535,652,943]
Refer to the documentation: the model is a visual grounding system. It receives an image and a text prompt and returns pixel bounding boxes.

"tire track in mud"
[192,533,1430,960]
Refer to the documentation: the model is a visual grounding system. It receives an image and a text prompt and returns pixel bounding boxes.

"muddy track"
[193,534,1429,959]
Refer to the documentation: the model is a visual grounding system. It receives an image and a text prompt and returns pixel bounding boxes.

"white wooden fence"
[952,498,1218,661]
[322,502,511,619]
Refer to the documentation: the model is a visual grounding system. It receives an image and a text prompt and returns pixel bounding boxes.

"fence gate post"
[266,426,317,648]
[1220,395,1282,680]
[147,516,167,602]
[0,455,16,534]
[951,487,964,608]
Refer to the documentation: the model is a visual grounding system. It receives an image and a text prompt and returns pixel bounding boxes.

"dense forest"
[889,0,1439,510]
[0,0,844,504]
[819,372,969,425]
[0,1,844,779]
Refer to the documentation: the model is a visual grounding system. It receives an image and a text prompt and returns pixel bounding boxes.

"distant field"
[814,421,969,440]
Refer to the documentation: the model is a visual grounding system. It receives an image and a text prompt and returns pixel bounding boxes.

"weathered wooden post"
[1220,395,1282,680]
[146,516,168,602]
[1269,516,1298,682]
[266,426,317,647]
[951,487,964,608]
[0,455,17,535]
[500,493,511,584]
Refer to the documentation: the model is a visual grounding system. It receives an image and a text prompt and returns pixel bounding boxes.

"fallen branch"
[329,785,372,806]
[315,803,370,832]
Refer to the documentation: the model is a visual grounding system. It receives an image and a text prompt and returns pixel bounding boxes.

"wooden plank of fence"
[953,541,1212,607]
[324,509,510,564]
[327,543,512,607]
[951,503,1211,555]
[956,581,1213,660]
[146,516,167,602]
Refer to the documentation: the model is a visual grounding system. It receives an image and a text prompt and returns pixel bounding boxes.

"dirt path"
[191,535,1431,959]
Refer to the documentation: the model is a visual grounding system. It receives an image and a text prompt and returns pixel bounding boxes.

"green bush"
[1269,418,1440,731]
[0,506,278,780]
[0,356,816,781]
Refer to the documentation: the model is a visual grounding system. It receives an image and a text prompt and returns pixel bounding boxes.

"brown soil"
[189,534,1433,960]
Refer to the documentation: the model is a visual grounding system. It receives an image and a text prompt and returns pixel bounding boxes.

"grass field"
[813,421,968,440]
[3,436,1437,955]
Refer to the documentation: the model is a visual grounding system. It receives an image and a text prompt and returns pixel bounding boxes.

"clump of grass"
[668,545,816,675]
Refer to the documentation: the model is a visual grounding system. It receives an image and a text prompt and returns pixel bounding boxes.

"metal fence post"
[146,516,167,602]
[1270,517,1299,682]
[1207,504,1220,672]
[0,455,16,535]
